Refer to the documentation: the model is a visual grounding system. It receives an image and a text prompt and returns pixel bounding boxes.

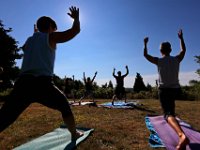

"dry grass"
[0,99,199,150]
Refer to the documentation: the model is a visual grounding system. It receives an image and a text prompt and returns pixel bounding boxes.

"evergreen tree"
[101,82,107,88]
[146,83,152,91]
[0,20,22,90]
[108,80,113,89]
[133,72,147,92]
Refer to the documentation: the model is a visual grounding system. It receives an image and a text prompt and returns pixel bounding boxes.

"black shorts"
[115,86,125,96]
[7,75,72,117]
[158,88,181,119]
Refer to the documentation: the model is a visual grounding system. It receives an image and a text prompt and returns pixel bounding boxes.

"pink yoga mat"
[148,115,200,150]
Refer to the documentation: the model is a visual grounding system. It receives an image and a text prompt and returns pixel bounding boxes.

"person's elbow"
[72,26,80,35]
[144,53,148,58]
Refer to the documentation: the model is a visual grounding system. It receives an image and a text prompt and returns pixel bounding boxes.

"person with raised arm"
[79,71,97,105]
[143,29,189,150]
[112,65,129,105]
[0,6,83,140]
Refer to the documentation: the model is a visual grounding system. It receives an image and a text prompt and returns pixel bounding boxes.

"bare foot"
[176,134,189,150]
[72,130,84,141]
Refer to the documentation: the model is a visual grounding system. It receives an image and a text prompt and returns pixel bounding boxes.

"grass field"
[0,99,200,150]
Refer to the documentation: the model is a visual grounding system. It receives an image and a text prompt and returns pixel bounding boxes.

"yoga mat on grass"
[69,101,94,106]
[146,115,200,150]
[98,101,139,109]
[14,127,94,150]
[145,117,165,148]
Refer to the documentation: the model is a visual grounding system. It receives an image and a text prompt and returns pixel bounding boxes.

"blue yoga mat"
[145,116,165,148]
[99,101,138,109]
[14,127,94,150]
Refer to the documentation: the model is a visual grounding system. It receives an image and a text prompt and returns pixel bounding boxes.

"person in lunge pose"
[112,66,129,105]
[143,29,189,150]
[79,71,97,105]
[0,6,83,140]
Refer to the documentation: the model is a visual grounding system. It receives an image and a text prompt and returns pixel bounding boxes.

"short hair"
[117,71,121,75]
[160,41,172,55]
[36,16,57,32]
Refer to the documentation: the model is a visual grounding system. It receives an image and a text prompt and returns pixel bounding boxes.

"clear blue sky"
[0,0,199,87]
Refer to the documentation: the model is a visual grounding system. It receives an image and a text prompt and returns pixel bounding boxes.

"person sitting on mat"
[79,71,97,105]
[112,65,129,105]
[0,6,83,140]
[143,29,189,150]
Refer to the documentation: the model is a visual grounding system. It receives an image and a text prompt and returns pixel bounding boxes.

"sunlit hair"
[160,41,172,55]
[36,16,57,32]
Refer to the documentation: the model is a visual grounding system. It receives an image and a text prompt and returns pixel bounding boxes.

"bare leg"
[79,96,84,105]
[63,115,83,140]
[112,95,116,105]
[124,93,127,103]
[167,116,189,150]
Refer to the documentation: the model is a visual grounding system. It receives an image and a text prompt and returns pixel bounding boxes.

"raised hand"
[144,37,149,44]
[178,29,183,39]
[67,6,79,20]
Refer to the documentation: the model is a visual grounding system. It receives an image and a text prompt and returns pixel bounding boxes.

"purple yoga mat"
[148,115,200,150]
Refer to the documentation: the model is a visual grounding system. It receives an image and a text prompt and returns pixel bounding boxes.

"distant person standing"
[143,29,189,150]
[0,6,83,140]
[112,66,129,105]
[79,72,97,105]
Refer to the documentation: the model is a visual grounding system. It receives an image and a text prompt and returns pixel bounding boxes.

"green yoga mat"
[14,127,94,150]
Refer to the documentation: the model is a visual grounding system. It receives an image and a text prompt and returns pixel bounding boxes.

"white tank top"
[21,32,56,77]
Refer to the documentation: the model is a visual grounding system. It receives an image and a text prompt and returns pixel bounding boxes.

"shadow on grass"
[64,141,76,150]
[132,105,156,113]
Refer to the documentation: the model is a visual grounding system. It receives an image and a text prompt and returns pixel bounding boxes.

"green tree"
[133,72,147,92]
[101,82,107,88]
[194,55,200,77]
[108,80,113,89]
[146,83,152,91]
[53,74,64,91]
[0,20,22,90]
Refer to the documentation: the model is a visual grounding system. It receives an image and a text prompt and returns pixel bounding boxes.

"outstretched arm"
[124,65,129,77]
[113,68,117,78]
[143,37,158,65]
[49,6,80,44]
[176,29,186,62]
[91,71,97,82]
